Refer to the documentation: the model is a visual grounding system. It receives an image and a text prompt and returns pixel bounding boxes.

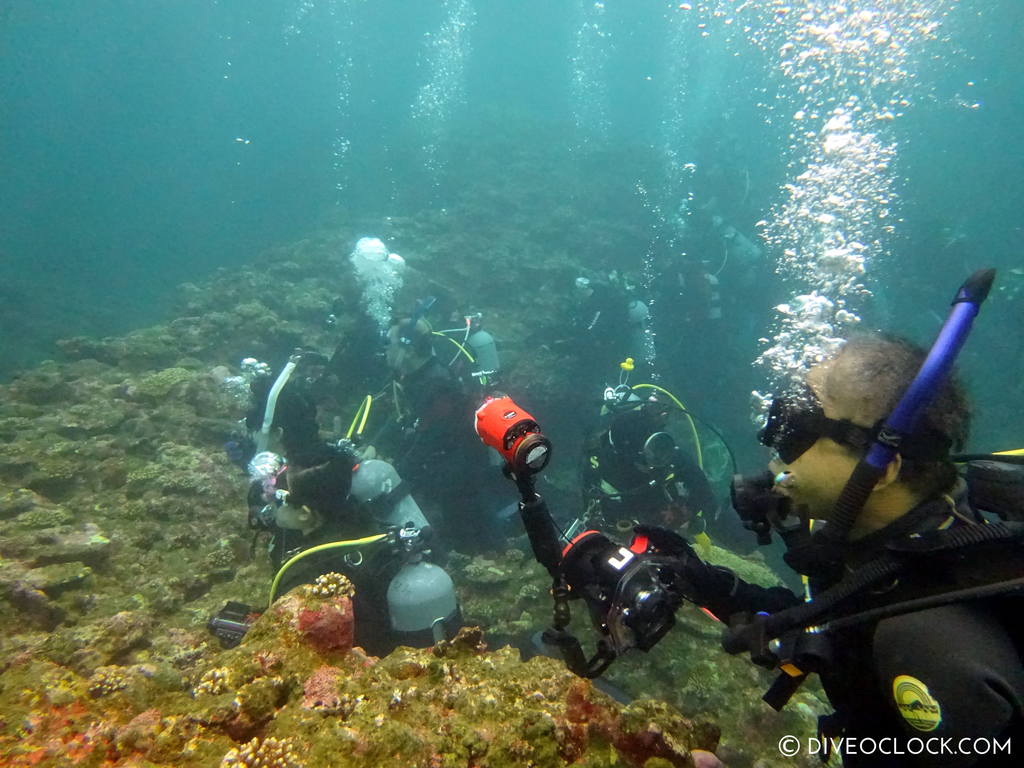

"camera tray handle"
[508,469,620,678]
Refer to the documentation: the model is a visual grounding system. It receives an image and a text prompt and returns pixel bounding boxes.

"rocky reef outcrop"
[1,573,724,768]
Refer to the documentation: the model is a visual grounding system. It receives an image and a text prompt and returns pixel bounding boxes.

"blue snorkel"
[784,268,996,578]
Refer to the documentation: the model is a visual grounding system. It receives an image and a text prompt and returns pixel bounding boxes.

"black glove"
[677,546,801,620]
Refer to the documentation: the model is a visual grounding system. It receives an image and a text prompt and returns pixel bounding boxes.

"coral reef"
[86,665,133,698]
[221,736,303,768]
[307,571,355,600]
[449,544,826,767]
[1,578,722,767]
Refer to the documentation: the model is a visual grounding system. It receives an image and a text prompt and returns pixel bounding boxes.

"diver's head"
[761,334,969,529]
[386,316,435,375]
[603,384,642,414]
[603,388,669,428]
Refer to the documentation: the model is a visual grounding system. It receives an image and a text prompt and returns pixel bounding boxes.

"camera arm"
[505,467,564,579]
[505,467,619,677]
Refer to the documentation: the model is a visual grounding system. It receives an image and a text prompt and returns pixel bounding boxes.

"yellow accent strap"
[267,533,388,607]
[631,383,704,470]
[346,395,373,440]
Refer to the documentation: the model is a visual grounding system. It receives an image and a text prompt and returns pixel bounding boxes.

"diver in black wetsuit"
[239,351,459,655]
[384,315,516,552]
[582,390,717,534]
[240,353,388,650]
[569,274,651,380]
[681,335,1024,767]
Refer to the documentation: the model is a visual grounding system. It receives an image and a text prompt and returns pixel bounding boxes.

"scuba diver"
[569,273,651,379]
[325,236,407,396]
[486,270,1024,766]
[582,381,717,535]
[654,253,727,398]
[687,328,1024,766]
[383,304,516,551]
[218,349,461,656]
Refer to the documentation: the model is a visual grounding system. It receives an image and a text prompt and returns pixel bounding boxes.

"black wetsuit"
[573,282,643,379]
[688,499,1024,767]
[583,410,717,531]
[394,356,514,551]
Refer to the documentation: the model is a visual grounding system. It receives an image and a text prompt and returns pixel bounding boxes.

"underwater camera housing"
[478,398,690,678]
[730,471,801,547]
[554,527,690,671]
[208,600,262,648]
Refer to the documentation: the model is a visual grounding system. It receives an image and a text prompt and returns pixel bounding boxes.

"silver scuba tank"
[349,459,429,529]
[386,559,461,644]
[349,459,462,645]
[626,300,650,359]
[467,329,500,377]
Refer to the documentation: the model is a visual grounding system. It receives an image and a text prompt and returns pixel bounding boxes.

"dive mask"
[758,390,876,464]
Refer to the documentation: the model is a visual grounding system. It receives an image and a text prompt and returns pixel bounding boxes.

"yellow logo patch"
[892,675,942,732]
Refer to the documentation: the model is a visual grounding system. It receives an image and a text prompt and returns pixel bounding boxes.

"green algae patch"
[133,367,197,401]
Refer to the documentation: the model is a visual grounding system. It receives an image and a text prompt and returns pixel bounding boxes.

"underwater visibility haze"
[1,1,1023,766]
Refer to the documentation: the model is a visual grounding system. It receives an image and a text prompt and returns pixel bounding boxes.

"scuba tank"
[349,460,462,645]
[464,314,499,378]
[387,556,461,645]
[467,328,499,377]
[349,459,429,529]
[626,299,650,359]
[627,299,649,327]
